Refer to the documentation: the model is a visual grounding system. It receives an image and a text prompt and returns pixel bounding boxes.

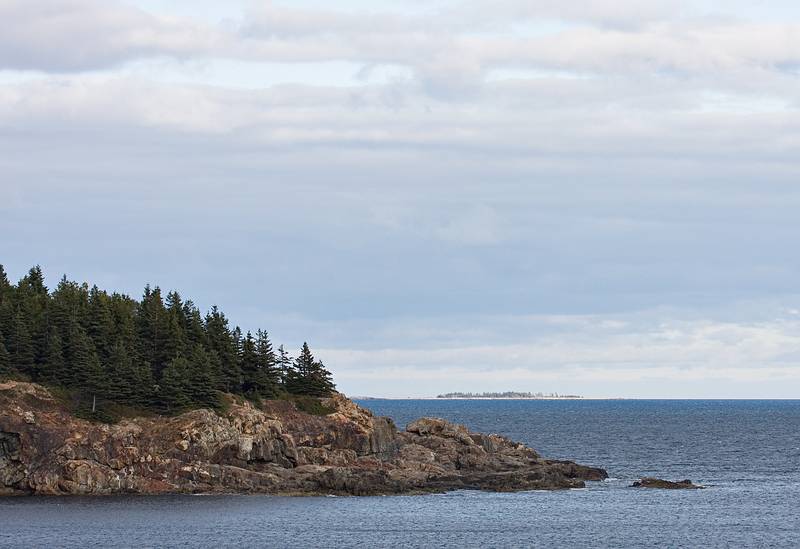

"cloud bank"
[2,0,800,396]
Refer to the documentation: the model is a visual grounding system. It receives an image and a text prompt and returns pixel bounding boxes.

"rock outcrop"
[631,478,704,489]
[0,381,607,496]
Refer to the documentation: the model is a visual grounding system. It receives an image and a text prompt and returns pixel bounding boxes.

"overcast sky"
[2,0,800,397]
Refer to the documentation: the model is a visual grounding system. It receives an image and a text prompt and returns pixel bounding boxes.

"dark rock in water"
[631,477,704,489]
[0,381,607,496]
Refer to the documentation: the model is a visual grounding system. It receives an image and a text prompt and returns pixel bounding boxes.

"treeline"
[0,265,335,414]
[437,391,582,399]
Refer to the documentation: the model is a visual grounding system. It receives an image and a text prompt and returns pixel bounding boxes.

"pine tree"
[277,344,294,388]
[239,331,259,396]
[65,322,106,394]
[182,301,207,347]
[109,294,139,361]
[40,328,65,384]
[205,306,240,393]
[157,357,191,413]
[0,332,16,379]
[0,265,12,336]
[162,313,187,363]
[311,359,336,396]
[0,265,11,300]
[49,276,89,339]
[137,285,169,376]
[162,291,188,361]
[254,330,281,397]
[286,342,336,397]
[107,340,137,403]
[185,344,221,410]
[86,285,115,363]
[8,311,34,375]
[18,266,47,297]
[16,267,49,370]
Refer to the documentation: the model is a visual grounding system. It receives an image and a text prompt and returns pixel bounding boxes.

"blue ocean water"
[1,399,798,548]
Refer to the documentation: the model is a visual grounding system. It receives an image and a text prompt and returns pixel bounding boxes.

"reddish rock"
[0,381,607,496]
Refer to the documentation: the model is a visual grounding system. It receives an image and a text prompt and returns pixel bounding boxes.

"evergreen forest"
[0,265,336,418]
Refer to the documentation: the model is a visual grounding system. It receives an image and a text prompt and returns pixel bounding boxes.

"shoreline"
[0,381,608,497]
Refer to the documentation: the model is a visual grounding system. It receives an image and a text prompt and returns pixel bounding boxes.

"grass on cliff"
[47,387,334,423]
[278,394,336,416]
[236,390,336,416]
[47,387,159,424]
[6,377,336,423]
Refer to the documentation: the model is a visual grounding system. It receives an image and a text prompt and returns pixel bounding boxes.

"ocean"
[1,399,798,548]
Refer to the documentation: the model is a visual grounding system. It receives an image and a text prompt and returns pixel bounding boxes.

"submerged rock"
[631,478,704,489]
[0,381,607,496]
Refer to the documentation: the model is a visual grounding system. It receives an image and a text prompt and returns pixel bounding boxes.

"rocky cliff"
[0,381,606,496]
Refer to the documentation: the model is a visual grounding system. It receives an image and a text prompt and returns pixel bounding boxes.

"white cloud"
[3,0,800,88]
[4,1,800,398]
[460,0,685,29]
[321,313,800,397]
[0,0,224,71]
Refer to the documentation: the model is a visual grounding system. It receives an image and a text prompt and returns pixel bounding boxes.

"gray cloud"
[3,1,800,396]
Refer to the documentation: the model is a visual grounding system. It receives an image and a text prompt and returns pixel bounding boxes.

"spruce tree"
[182,301,207,347]
[277,344,294,388]
[311,359,336,396]
[162,313,187,363]
[0,333,15,379]
[185,344,221,410]
[49,276,88,339]
[17,267,49,370]
[255,330,281,397]
[8,311,34,375]
[107,340,137,403]
[40,328,65,384]
[19,266,47,296]
[0,265,11,300]
[65,322,106,394]
[157,357,191,413]
[136,285,169,377]
[239,331,259,396]
[0,266,12,338]
[87,285,115,363]
[286,342,336,397]
[205,306,240,393]
[109,294,139,361]
[163,291,188,361]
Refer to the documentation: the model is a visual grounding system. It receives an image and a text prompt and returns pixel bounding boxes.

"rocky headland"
[0,381,607,496]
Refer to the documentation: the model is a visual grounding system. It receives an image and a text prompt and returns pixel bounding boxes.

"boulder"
[631,477,704,489]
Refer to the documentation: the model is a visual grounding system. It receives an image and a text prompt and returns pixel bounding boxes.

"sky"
[2,0,800,398]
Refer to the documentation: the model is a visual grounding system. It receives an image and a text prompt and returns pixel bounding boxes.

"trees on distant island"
[0,265,336,415]
[437,391,582,399]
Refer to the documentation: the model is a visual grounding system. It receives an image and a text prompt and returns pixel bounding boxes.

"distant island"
[437,391,582,399]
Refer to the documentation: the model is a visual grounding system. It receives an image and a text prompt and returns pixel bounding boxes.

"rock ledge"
[1,381,607,496]
[631,478,704,489]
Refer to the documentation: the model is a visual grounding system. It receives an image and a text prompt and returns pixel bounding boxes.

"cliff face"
[0,381,606,496]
